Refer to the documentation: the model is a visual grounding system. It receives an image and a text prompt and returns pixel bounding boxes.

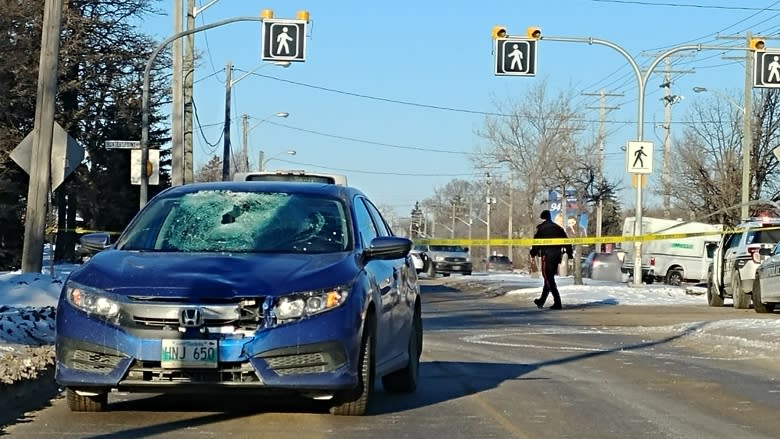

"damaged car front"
[55,181,421,416]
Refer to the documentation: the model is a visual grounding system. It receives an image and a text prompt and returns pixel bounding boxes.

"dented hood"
[67,249,356,299]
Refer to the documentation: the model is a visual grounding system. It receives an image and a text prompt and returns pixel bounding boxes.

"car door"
[352,197,396,367]
[721,232,743,294]
[759,243,780,294]
[362,198,411,363]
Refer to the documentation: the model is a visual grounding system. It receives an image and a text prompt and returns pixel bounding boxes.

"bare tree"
[474,81,597,275]
[672,89,780,226]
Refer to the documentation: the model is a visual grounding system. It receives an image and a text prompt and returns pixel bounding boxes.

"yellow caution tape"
[413,226,771,247]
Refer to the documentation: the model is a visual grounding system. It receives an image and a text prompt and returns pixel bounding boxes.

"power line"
[590,0,780,11]
[252,73,513,117]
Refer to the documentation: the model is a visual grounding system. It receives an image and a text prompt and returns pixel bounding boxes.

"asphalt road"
[5,278,780,438]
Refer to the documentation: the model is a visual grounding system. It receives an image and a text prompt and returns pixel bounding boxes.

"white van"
[620,216,723,285]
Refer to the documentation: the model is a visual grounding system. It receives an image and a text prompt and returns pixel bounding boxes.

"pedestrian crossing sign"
[494,38,536,76]
[261,18,307,62]
[626,141,653,174]
[753,49,780,88]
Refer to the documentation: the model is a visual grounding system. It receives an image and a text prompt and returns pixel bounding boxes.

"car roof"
[152,181,364,201]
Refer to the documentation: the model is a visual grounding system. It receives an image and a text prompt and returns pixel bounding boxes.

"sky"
[137,0,780,219]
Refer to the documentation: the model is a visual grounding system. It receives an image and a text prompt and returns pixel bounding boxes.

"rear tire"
[66,388,107,412]
[330,319,375,416]
[732,272,750,309]
[707,271,723,307]
[382,306,421,393]
[666,269,683,286]
[752,278,771,313]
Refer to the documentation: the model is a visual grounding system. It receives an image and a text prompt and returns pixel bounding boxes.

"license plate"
[452,265,461,270]
[161,339,218,368]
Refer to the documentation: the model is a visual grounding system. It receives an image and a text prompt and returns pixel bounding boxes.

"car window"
[116,190,349,253]
[362,198,392,237]
[726,233,742,250]
[430,245,467,252]
[747,228,780,244]
[353,198,379,248]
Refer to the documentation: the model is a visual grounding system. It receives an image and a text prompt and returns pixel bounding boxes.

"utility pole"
[22,0,63,273]
[717,33,757,221]
[241,113,249,172]
[507,171,513,261]
[221,61,232,181]
[183,0,196,184]
[583,88,621,251]
[657,57,693,218]
[741,32,754,221]
[171,0,183,186]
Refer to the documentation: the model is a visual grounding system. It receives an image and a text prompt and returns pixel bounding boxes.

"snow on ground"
[1,255,779,384]
[441,271,780,355]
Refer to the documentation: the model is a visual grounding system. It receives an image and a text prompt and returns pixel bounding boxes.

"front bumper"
[433,261,472,274]
[55,302,361,394]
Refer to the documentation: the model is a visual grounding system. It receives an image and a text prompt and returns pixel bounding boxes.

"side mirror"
[79,232,113,255]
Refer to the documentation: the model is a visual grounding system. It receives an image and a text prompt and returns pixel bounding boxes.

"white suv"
[707,218,780,308]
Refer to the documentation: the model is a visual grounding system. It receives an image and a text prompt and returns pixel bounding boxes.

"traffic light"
[296,10,310,21]
[749,38,766,50]
[527,26,542,40]
[491,25,507,40]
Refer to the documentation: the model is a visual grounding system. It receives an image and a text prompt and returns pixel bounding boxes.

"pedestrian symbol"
[626,141,653,174]
[262,19,307,62]
[494,38,536,76]
[753,49,780,88]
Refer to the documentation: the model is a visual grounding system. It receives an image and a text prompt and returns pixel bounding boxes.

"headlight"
[274,287,348,321]
[434,255,445,261]
[66,282,120,317]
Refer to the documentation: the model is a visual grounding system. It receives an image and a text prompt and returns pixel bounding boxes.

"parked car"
[708,217,780,308]
[409,248,429,274]
[582,252,623,281]
[486,255,513,272]
[413,243,472,277]
[55,179,422,416]
[751,241,780,313]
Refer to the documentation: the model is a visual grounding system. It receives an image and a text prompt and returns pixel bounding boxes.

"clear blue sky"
[141,0,780,217]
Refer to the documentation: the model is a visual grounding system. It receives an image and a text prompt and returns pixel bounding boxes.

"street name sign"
[105,140,141,149]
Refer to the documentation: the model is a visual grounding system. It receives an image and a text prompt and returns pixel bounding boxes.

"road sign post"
[494,38,536,76]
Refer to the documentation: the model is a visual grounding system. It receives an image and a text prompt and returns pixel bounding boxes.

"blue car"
[55,180,422,416]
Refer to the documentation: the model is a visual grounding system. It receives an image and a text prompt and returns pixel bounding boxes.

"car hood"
[68,250,357,299]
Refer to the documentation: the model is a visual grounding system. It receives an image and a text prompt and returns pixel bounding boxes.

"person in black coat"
[530,210,573,310]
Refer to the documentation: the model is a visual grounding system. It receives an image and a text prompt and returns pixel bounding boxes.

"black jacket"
[530,219,573,263]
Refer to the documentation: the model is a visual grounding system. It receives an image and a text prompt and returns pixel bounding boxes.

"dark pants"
[538,255,562,306]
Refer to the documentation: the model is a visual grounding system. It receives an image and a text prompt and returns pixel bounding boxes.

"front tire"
[66,388,107,412]
[382,305,422,393]
[330,319,375,416]
[732,272,750,309]
[707,271,723,307]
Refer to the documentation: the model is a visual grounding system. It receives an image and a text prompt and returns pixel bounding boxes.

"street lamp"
[693,86,750,220]
[242,111,289,172]
[259,149,296,171]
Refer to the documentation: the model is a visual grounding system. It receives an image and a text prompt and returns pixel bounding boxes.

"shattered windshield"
[116,190,350,253]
